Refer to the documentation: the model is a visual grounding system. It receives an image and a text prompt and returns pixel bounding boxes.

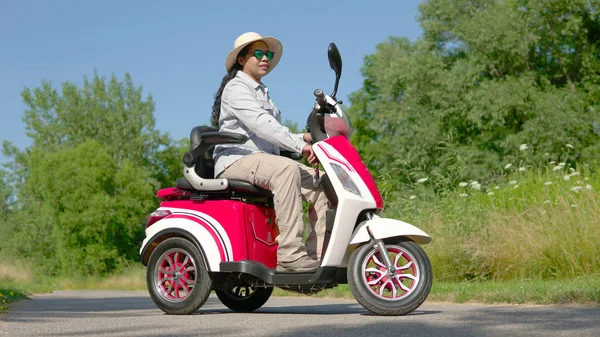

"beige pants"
[219,152,329,263]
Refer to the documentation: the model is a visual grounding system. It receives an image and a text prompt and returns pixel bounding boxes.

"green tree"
[348,0,600,193]
[1,72,185,276]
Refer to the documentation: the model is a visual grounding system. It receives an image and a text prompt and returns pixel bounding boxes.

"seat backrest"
[189,125,218,179]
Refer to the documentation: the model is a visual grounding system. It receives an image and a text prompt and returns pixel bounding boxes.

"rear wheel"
[146,237,212,315]
[215,284,273,312]
[348,239,432,316]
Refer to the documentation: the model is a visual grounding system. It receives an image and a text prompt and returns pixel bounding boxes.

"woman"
[212,32,329,272]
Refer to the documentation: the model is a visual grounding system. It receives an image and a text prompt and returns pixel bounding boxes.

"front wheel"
[347,239,432,316]
[215,285,273,312]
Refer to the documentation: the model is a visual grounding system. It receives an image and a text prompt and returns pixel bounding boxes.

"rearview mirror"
[328,43,342,100]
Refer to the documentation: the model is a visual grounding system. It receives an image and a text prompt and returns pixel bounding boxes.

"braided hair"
[211,46,249,128]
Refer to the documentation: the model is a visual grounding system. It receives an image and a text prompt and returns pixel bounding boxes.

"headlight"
[330,162,362,197]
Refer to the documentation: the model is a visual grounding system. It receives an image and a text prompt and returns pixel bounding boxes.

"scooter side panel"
[349,217,432,245]
[243,204,278,268]
[149,200,249,261]
[143,199,280,270]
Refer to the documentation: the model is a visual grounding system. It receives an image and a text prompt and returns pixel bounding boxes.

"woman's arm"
[223,82,307,153]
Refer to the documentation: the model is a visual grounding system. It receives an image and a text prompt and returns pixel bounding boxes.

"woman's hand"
[303,132,313,144]
[302,144,319,165]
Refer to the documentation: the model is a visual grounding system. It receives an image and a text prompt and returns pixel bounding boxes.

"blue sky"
[1,1,423,162]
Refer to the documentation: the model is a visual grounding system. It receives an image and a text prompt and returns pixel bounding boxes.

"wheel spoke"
[183,266,195,272]
[397,260,414,271]
[394,275,412,292]
[174,252,180,267]
[182,275,195,285]
[378,279,396,298]
[165,278,174,296]
[179,279,190,294]
[393,251,404,267]
[166,255,175,270]
[365,267,386,285]
[372,254,387,269]
[161,276,174,282]
[396,272,416,280]
[180,256,189,271]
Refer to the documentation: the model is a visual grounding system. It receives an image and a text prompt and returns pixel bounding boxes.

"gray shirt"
[213,71,307,177]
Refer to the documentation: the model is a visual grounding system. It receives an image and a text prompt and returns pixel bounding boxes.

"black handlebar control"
[314,89,326,109]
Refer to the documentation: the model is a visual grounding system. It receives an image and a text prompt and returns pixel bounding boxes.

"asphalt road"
[1,290,599,337]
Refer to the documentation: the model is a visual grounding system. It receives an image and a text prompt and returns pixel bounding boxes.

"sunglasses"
[251,49,275,61]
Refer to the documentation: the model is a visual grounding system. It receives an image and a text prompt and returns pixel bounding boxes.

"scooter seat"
[176,178,273,198]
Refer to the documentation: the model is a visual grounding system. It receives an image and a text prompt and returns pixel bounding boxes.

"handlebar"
[314,89,326,109]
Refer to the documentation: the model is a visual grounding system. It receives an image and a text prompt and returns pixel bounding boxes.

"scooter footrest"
[219,261,340,286]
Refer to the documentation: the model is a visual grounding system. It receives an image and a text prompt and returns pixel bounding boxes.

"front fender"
[350,217,432,245]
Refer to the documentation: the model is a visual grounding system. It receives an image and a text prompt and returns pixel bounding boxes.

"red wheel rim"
[154,248,197,303]
[361,245,420,301]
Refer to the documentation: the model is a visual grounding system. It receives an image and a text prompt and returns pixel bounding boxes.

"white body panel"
[313,141,377,267]
[350,216,432,245]
[139,207,232,272]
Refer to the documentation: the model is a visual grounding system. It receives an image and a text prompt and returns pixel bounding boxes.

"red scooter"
[140,43,433,316]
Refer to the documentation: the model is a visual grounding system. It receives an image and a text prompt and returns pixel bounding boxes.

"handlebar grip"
[314,89,326,108]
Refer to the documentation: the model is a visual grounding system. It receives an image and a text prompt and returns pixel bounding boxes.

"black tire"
[215,285,273,312]
[146,237,212,315]
[347,239,432,316]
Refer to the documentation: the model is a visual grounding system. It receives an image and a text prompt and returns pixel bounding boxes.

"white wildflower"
[487,192,494,196]
[494,186,500,190]
[504,163,512,169]
[544,181,553,186]
[559,162,566,166]
[553,165,563,171]
[569,171,580,177]
[566,144,574,149]
[470,180,479,185]
[519,167,526,172]
[471,184,481,191]
[509,180,517,185]
[543,153,550,157]
[519,144,528,151]
[459,193,469,198]
[409,195,416,200]
[571,204,577,208]
[513,184,519,189]
[543,200,551,204]
[417,177,429,183]
[585,184,592,190]
[584,177,589,181]
[459,182,468,187]
[549,161,556,165]
[571,186,582,192]
[563,175,571,181]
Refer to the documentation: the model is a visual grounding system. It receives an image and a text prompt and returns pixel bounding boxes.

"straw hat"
[225,32,283,72]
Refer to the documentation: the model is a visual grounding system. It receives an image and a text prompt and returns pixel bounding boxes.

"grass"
[0,288,28,314]
[384,160,600,283]
[429,277,600,305]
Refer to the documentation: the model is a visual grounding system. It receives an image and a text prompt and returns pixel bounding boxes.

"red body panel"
[323,136,384,209]
[155,195,278,268]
